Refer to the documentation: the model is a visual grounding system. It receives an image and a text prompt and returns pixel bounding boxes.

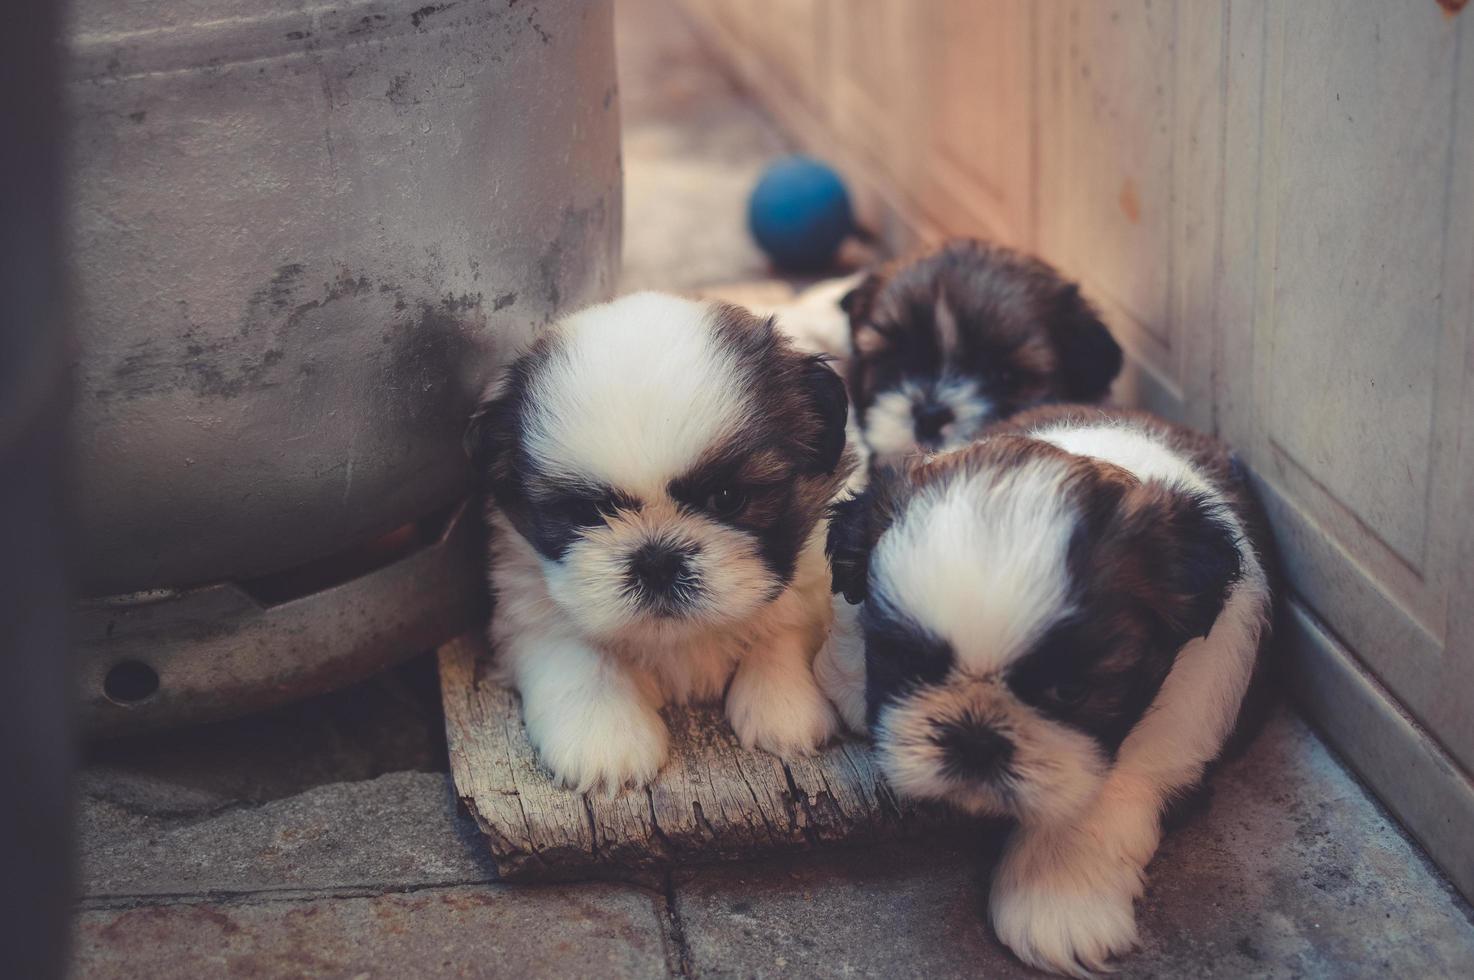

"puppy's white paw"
[989,828,1146,978]
[727,658,840,759]
[526,694,670,795]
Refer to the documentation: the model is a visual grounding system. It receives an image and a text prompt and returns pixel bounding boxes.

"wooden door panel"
[916,0,1036,246]
[744,0,830,118]
[1236,0,1473,772]
[1037,1,1177,355]
[1264,2,1454,571]
[828,0,912,181]
[1425,0,1474,774]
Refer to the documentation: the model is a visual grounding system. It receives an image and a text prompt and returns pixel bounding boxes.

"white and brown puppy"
[821,406,1273,976]
[842,240,1123,469]
[465,292,855,793]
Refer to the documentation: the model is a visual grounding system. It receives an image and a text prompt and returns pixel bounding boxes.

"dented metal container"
[66,0,621,732]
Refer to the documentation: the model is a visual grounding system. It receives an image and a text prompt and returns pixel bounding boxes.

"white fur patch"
[510,627,670,795]
[524,292,751,498]
[862,387,925,462]
[990,787,1155,977]
[1035,420,1213,497]
[870,456,1076,675]
[726,622,840,757]
[766,273,860,359]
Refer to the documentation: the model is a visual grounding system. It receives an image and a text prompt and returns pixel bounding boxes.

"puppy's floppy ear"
[839,271,882,320]
[1108,484,1243,645]
[798,354,849,474]
[1049,283,1122,402]
[463,371,524,491]
[840,272,890,359]
[849,271,890,362]
[826,467,907,604]
[462,398,502,469]
[827,492,872,604]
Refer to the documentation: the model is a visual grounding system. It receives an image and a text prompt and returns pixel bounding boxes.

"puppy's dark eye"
[706,486,748,518]
[1044,681,1089,707]
[995,366,1017,386]
[556,495,619,528]
[563,500,603,527]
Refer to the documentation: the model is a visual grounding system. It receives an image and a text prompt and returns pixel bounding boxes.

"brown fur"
[841,240,1123,428]
[988,404,1280,754]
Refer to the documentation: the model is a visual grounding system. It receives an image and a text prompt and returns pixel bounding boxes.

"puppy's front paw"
[726,658,840,759]
[989,828,1146,978]
[526,695,670,795]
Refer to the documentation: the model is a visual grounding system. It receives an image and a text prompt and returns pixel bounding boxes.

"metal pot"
[65,0,621,733]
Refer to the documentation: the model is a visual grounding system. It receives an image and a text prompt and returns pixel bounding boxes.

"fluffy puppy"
[465,292,854,793]
[842,240,1123,469]
[822,406,1272,976]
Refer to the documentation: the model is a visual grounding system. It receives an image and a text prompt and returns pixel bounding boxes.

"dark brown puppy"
[842,240,1122,467]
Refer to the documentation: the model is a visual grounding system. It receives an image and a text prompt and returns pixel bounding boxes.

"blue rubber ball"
[747,156,854,271]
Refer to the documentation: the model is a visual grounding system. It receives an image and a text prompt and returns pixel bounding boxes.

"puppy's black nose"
[629,544,689,596]
[912,403,955,443]
[933,724,1014,781]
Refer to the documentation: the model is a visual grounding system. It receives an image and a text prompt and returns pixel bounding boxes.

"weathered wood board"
[438,633,963,880]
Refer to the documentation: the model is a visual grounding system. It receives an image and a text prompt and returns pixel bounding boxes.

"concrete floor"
[71,1,1474,977]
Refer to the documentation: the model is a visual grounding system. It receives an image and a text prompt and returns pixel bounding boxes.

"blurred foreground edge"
[0,0,75,977]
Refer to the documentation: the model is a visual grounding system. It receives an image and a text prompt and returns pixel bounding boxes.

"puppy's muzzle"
[912,401,955,446]
[930,720,1015,782]
[626,541,702,614]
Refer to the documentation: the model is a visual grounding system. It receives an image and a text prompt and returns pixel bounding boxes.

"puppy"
[823,406,1273,976]
[464,292,854,793]
[842,240,1123,469]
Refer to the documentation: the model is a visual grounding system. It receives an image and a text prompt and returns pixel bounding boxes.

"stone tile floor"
[72,1,1474,977]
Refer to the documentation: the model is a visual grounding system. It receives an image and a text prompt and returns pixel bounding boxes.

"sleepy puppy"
[842,240,1123,469]
[822,406,1273,976]
[465,292,854,793]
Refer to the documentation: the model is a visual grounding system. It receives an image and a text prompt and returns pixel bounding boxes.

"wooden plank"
[439,633,961,881]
